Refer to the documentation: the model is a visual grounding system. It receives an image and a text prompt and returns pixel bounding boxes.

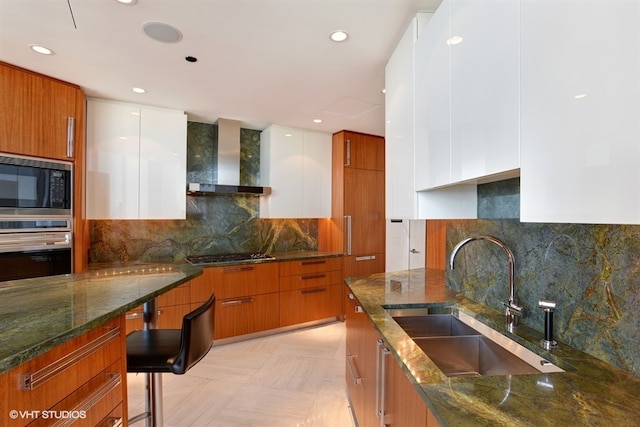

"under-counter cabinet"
[190,263,280,340]
[0,316,127,427]
[125,281,192,334]
[260,125,332,218]
[345,290,437,427]
[86,98,187,220]
[0,62,82,161]
[279,257,342,326]
[520,0,640,224]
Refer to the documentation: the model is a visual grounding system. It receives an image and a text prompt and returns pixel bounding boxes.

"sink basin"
[387,307,565,377]
[392,314,480,338]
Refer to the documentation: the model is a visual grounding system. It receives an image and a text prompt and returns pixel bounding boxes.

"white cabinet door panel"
[139,107,187,219]
[87,99,187,220]
[450,0,520,182]
[260,125,331,218]
[520,0,640,224]
[86,100,140,219]
[415,0,451,190]
[302,130,331,218]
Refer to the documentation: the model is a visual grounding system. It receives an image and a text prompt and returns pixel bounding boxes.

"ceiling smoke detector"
[142,22,183,43]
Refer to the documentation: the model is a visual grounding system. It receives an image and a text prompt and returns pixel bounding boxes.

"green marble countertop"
[187,250,342,268]
[0,263,202,374]
[346,268,640,427]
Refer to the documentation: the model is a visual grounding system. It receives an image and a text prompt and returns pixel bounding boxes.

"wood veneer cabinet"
[0,62,81,161]
[0,316,127,427]
[125,281,192,334]
[191,263,280,340]
[0,62,89,273]
[344,289,439,427]
[279,257,343,326]
[323,131,385,279]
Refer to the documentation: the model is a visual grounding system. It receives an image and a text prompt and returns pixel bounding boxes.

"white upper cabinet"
[520,0,640,224]
[449,0,520,183]
[259,125,331,218]
[415,0,451,191]
[86,98,187,220]
[386,13,432,218]
[414,0,519,192]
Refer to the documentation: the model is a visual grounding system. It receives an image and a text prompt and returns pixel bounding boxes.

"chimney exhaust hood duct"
[187,118,271,196]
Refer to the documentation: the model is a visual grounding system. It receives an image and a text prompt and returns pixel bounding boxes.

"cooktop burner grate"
[186,252,275,265]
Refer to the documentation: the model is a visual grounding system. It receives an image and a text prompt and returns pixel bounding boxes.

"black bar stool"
[126,294,215,426]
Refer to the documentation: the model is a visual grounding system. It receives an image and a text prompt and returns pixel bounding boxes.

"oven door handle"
[0,232,72,253]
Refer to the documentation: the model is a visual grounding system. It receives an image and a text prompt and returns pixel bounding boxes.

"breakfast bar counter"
[346,268,640,426]
[0,263,202,374]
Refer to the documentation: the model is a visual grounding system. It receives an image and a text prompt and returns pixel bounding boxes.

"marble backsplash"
[89,122,319,263]
[446,179,639,376]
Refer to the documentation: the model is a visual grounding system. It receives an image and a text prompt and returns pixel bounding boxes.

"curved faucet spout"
[449,235,521,331]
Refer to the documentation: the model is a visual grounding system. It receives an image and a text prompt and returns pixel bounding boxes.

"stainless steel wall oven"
[0,153,73,281]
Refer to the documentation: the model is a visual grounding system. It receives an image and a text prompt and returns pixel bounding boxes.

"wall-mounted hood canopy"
[187,118,271,196]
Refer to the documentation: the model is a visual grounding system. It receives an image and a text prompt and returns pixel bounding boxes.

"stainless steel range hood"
[187,118,271,196]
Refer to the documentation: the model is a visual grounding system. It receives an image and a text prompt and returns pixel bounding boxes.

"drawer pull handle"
[51,373,122,427]
[300,260,327,266]
[301,288,326,295]
[301,274,326,281]
[355,255,376,261]
[346,354,362,385]
[24,327,120,390]
[126,310,162,320]
[222,266,254,273]
[106,418,124,427]
[221,297,254,306]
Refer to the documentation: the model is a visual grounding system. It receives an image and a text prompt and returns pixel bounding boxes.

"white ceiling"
[0,0,441,136]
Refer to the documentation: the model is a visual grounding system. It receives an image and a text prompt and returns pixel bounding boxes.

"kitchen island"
[346,268,640,426]
[0,263,202,426]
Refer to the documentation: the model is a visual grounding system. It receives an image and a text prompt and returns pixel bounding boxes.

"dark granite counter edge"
[1,266,202,374]
[185,251,343,268]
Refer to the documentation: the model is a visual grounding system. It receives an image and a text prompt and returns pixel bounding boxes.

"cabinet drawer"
[191,263,279,302]
[1,317,125,427]
[343,253,385,278]
[29,361,123,427]
[279,269,343,292]
[279,257,342,276]
[157,281,191,307]
[280,283,341,327]
[211,292,280,339]
[125,303,192,334]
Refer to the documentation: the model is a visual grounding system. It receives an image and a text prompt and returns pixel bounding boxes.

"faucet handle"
[502,301,524,317]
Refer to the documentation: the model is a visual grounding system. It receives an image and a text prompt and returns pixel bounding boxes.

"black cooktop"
[186,252,275,265]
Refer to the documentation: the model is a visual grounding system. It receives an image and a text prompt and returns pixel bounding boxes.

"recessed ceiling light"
[132,87,146,94]
[330,30,349,42]
[29,44,54,55]
[114,0,136,4]
[142,22,183,43]
[313,119,323,124]
[446,36,464,46]
[284,133,293,137]
[574,93,588,99]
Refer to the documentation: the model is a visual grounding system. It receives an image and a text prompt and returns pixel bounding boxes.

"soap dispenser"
[539,299,558,350]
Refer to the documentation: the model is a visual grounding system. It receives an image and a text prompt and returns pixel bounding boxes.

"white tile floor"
[127,321,355,427]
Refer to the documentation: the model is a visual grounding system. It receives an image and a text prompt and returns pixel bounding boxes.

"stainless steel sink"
[387,307,565,377]
[392,313,480,338]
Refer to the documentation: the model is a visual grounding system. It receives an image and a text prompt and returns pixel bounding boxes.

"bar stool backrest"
[169,293,215,374]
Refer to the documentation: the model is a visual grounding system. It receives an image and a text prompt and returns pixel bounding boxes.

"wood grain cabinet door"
[0,62,80,161]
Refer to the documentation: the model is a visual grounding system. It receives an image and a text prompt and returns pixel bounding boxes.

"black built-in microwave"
[0,153,72,217]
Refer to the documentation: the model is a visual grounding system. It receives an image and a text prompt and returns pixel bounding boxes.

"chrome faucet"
[449,235,523,332]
